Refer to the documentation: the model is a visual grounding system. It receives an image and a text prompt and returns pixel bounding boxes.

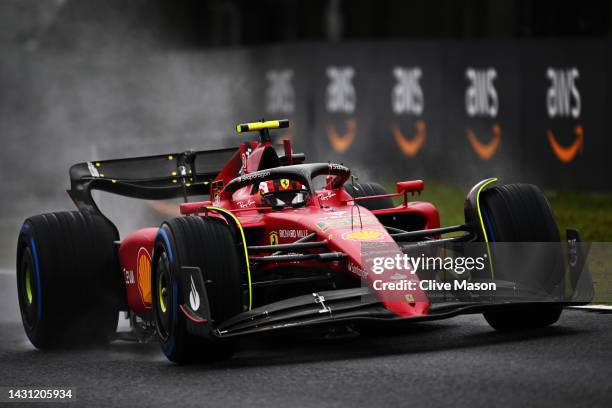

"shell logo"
[136,248,152,306]
[342,230,385,241]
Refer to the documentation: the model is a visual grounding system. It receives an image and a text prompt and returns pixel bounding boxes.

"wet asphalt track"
[0,272,611,408]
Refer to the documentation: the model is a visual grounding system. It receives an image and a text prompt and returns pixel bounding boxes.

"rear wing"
[68,147,237,214]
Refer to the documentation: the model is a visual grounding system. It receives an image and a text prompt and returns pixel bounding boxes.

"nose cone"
[359,241,431,318]
[383,299,430,318]
[364,266,430,318]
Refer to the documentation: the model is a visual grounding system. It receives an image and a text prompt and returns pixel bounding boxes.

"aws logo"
[467,123,502,160]
[328,118,427,156]
[465,68,498,118]
[327,66,428,156]
[326,66,357,153]
[465,67,502,160]
[547,125,584,163]
[266,69,295,114]
[393,120,426,157]
[546,68,583,163]
[326,67,356,114]
[392,67,423,115]
[327,118,356,153]
[265,69,296,144]
[392,67,426,156]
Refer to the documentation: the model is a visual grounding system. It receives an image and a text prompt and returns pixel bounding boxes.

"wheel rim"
[155,251,171,339]
[158,268,167,313]
[25,264,33,304]
[19,247,37,328]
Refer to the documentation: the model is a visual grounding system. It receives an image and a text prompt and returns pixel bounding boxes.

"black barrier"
[255,40,611,191]
[2,39,611,241]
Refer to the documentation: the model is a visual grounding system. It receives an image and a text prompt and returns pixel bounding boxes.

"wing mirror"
[396,180,424,206]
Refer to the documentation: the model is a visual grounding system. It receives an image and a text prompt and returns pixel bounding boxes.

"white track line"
[569,305,612,312]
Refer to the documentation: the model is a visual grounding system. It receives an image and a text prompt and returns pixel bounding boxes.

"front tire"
[479,183,564,331]
[152,216,243,364]
[484,305,562,332]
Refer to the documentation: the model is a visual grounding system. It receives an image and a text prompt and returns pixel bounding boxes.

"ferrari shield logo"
[280,179,290,189]
[269,231,279,245]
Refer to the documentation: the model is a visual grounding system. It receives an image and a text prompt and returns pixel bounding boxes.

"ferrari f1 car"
[16,119,593,362]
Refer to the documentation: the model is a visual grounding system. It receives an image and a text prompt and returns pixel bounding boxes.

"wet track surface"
[1,305,611,408]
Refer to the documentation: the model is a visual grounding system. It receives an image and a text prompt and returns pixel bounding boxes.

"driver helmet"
[258,179,303,195]
[257,179,307,208]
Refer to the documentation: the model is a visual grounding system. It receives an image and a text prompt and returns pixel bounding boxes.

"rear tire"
[152,216,243,364]
[16,211,121,349]
[479,183,564,331]
[344,181,394,210]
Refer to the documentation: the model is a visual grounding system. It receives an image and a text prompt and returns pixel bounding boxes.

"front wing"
[176,269,593,339]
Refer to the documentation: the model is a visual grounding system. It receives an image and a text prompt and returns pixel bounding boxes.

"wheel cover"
[25,265,33,304]
[155,251,171,339]
[158,268,167,314]
[19,247,37,328]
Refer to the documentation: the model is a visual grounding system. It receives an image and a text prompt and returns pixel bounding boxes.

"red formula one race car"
[16,119,593,363]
